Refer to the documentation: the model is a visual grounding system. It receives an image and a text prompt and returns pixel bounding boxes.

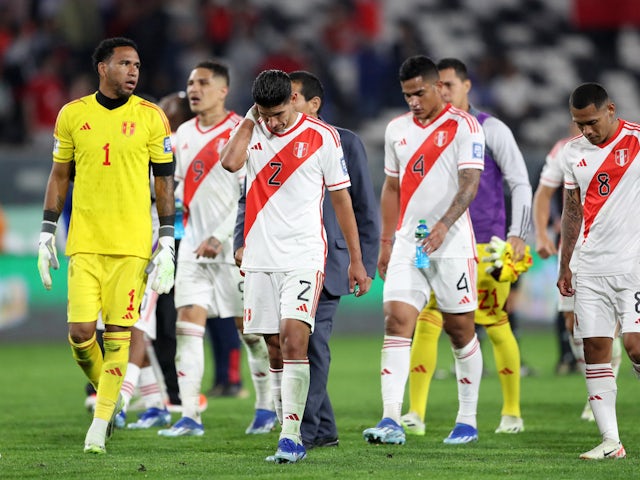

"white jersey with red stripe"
[562,119,640,276]
[174,112,244,264]
[539,136,576,188]
[240,112,350,272]
[384,104,485,258]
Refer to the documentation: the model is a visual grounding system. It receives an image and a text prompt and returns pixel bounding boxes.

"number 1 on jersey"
[103,143,111,166]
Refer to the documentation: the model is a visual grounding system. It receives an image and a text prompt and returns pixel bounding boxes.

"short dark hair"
[252,70,291,108]
[289,70,324,102]
[399,55,439,83]
[92,37,138,73]
[437,58,469,81]
[570,83,609,110]
[195,60,230,85]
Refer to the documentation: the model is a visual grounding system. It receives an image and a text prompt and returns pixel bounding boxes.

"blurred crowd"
[0,0,580,149]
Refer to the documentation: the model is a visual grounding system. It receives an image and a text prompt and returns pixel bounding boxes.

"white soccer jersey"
[539,136,577,188]
[384,104,485,258]
[240,112,350,272]
[174,112,244,264]
[563,120,640,275]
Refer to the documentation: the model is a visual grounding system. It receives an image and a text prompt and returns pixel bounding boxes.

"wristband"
[380,238,393,245]
[159,225,175,238]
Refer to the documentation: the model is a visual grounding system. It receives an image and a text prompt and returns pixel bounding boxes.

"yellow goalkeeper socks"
[486,317,521,418]
[408,307,443,421]
[94,330,131,421]
[69,332,103,391]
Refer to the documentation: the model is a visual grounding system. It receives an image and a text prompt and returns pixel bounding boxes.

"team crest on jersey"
[434,131,448,147]
[293,141,309,158]
[121,121,136,136]
[615,149,629,167]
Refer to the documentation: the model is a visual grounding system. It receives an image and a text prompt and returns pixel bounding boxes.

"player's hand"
[535,234,557,259]
[245,105,259,125]
[422,221,448,255]
[145,236,175,294]
[195,236,223,259]
[377,241,393,281]
[234,247,244,268]
[37,232,59,290]
[483,236,533,283]
[506,236,526,262]
[348,260,370,297]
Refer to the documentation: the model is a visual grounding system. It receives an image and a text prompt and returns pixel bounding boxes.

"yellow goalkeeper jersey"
[53,93,173,258]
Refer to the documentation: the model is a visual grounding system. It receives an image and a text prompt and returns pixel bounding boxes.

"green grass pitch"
[1,330,639,479]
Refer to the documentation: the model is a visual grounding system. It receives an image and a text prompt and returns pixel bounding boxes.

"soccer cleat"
[265,438,307,463]
[363,417,406,445]
[581,402,595,422]
[579,439,626,460]
[106,395,124,441]
[127,407,172,429]
[443,423,478,444]
[400,411,426,436]
[246,409,278,434]
[84,394,97,414]
[114,410,126,429]
[158,417,204,437]
[495,415,524,434]
[83,443,106,454]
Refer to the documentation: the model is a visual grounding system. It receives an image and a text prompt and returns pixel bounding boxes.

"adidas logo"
[253,372,268,378]
[80,122,91,130]
[411,364,427,373]
[499,368,514,375]
[635,318,640,324]
[589,394,602,401]
[399,138,407,146]
[105,367,123,377]
[381,368,392,375]
[284,413,300,421]
[296,304,308,312]
[121,311,134,320]
[459,377,472,384]
[577,158,587,167]
[250,142,263,150]
[458,296,471,305]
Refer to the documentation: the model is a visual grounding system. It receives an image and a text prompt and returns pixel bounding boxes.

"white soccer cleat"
[495,415,524,434]
[579,439,626,460]
[580,402,595,422]
[400,411,426,436]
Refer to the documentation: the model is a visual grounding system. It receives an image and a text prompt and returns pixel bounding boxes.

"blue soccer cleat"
[265,438,307,463]
[128,407,172,429]
[246,409,278,434]
[158,417,204,437]
[114,410,126,429]
[363,417,406,445]
[443,423,478,444]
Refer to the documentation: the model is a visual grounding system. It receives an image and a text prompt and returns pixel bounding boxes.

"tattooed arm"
[423,167,481,255]
[557,187,582,297]
[42,161,73,219]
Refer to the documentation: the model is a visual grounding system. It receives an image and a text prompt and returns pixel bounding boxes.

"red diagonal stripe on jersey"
[583,135,639,240]
[397,119,458,229]
[245,129,323,239]
[182,129,231,225]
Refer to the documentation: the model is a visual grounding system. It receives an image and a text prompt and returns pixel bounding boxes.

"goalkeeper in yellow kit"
[400,59,533,438]
[37,37,175,454]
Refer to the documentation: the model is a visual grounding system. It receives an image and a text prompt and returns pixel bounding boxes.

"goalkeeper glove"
[37,232,59,290]
[145,236,175,294]
[482,236,533,283]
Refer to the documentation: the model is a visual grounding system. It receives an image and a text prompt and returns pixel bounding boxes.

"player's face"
[571,102,617,146]
[401,75,444,123]
[257,99,297,133]
[100,46,140,99]
[186,68,228,115]
[438,68,471,110]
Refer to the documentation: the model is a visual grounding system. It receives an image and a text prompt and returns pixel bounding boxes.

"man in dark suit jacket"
[234,70,379,449]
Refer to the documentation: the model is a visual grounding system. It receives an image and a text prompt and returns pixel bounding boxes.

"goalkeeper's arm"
[37,161,72,289]
[146,172,176,294]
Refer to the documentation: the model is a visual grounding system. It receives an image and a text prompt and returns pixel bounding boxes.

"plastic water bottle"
[174,198,185,240]
[415,219,430,269]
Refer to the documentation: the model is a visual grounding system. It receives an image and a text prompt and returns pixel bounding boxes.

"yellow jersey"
[53,93,173,258]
